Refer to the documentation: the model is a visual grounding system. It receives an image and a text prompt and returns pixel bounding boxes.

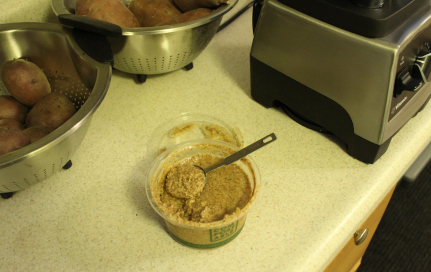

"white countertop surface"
[1,1,431,271]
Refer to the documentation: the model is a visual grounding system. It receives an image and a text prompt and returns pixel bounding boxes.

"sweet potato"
[157,8,213,26]
[173,0,229,12]
[0,126,31,155]
[129,0,182,27]
[0,119,25,130]
[23,126,55,143]
[1,59,51,107]
[76,0,140,28]
[25,93,76,129]
[0,95,28,123]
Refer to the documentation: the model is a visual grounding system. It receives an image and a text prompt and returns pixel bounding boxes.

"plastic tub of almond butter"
[145,113,260,249]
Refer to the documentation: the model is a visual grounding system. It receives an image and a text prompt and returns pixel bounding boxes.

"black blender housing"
[274,0,429,38]
[250,0,430,163]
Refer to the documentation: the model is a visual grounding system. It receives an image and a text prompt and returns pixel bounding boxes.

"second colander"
[51,0,238,82]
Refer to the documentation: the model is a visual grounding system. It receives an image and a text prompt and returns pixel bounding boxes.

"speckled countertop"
[1,1,431,271]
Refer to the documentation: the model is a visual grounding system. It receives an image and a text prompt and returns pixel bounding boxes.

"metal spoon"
[195,133,277,188]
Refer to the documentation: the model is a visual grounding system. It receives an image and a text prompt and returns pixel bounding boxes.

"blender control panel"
[391,25,431,121]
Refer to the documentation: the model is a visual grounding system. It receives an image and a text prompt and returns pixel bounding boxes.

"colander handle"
[58,14,123,37]
[71,28,114,65]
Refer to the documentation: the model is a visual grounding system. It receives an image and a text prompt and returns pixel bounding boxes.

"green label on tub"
[210,221,238,242]
[168,221,243,249]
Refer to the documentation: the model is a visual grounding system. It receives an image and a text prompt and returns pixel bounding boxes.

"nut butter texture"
[165,162,206,199]
[154,152,253,224]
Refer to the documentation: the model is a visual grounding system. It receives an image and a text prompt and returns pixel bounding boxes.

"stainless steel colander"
[0,22,111,194]
[51,0,238,78]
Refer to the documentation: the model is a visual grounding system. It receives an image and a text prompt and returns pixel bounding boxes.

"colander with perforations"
[0,22,111,195]
[51,0,238,81]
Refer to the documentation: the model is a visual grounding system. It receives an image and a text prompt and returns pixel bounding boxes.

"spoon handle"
[205,133,277,173]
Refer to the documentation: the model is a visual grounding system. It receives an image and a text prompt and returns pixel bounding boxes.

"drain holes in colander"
[167,55,173,70]
[181,52,188,65]
[145,58,152,72]
[118,57,134,72]
[153,58,158,72]
[114,57,125,70]
[113,57,128,72]
[174,54,180,68]
[76,86,90,109]
[12,182,23,190]
[138,58,143,71]
[114,53,200,73]
[1,185,11,193]
[73,92,78,103]
[34,174,40,182]
[128,58,139,72]
[47,71,88,109]
[23,178,31,186]
[170,52,189,68]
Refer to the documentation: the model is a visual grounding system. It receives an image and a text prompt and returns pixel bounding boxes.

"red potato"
[76,0,140,28]
[157,8,213,26]
[25,92,76,129]
[0,119,25,130]
[1,59,51,107]
[128,0,182,27]
[0,95,28,123]
[23,126,55,143]
[0,126,31,155]
[173,0,229,12]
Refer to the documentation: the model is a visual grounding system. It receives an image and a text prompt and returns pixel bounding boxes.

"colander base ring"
[1,192,14,199]
[134,62,194,83]
[184,63,194,71]
[137,74,147,83]
[63,160,73,169]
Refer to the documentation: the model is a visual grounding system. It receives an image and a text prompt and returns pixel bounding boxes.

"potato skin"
[76,0,140,28]
[173,0,229,12]
[1,59,51,107]
[0,119,25,130]
[23,126,55,143]
[157,8,213,26]
[25,93,76,129]
[0,126,31,155]
[0,95,29,123]
[129,0,182,27]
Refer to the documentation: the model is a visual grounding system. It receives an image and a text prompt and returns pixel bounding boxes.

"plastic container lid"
[147,113,243,161]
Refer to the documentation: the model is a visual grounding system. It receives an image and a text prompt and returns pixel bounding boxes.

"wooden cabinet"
[323,185,396,272]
